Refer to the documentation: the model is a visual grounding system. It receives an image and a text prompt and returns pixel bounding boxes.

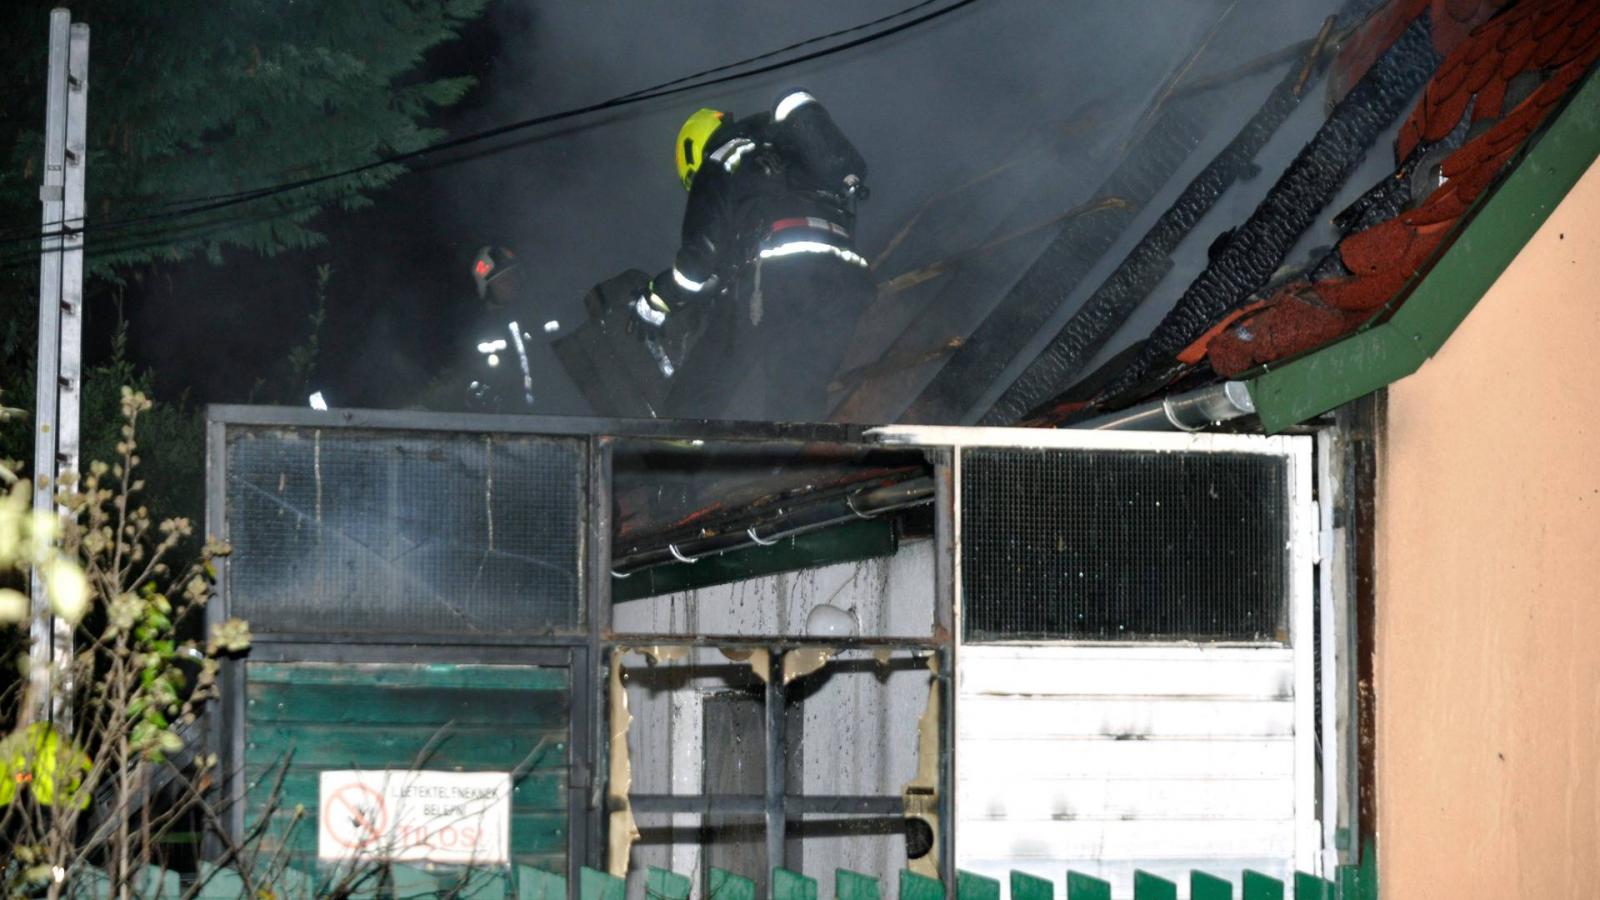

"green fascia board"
[612,518,897,601]
[1248,65,1600,433]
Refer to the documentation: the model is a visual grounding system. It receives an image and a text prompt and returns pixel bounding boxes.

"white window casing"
[869,426,1320,899]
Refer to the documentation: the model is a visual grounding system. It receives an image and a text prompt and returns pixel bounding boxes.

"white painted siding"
[956,645,1306,898]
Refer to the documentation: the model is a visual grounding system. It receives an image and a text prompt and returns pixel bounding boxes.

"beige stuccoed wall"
[1377,160,1600,896]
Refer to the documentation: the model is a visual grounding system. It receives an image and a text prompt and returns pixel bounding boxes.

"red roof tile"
[1201,0,1600,379]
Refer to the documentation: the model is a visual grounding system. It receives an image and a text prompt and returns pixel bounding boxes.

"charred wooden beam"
[978,20,1347,426]
[1076,17,1440,413]
[891,109,1207,424]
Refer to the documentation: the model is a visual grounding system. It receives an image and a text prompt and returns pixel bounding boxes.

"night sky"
[113,0,1345,419]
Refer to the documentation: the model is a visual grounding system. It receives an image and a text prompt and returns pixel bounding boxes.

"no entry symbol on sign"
[319,770,512,864]
[323,782,386,850]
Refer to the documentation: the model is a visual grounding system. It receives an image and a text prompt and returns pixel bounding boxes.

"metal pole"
[583,436,613,882]
[763,649,787,879]
[27,8,71,729]
[943,450,961,900]
[49,19,89,732]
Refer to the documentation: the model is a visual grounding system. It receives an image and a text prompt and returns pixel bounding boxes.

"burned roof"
[1199,0,1600,381]
[617,0,1600,576]
[882,0,1600,428]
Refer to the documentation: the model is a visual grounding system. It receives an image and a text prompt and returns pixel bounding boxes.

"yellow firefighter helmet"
[676,108,726,191]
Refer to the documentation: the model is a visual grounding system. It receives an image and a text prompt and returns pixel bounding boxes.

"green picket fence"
[51,855,1376,899]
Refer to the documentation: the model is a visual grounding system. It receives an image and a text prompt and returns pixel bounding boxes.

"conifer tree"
[0,0,488,349]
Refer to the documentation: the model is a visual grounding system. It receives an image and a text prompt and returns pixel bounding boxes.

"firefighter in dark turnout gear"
[639,91,873,421]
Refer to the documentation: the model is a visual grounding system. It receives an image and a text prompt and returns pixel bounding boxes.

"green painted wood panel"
[452,867,513,899]
[112,863,313,900]
[1240,871,1283,900]
[195,862,246,899]
[899,870,943,900]
[1190,871,1232,900]
[320,863,383,898]
[709,867,757,900]
[1011,871,1053,900]
[649,867,693,900]
[253,864,316,900]
[518,865,567,900]
[245,725,568,769]
[773,868,817,900]
[389,864,440,899]
[66,865,180,899]
[1336,845,1378,900]
[242,661,570,872]
[1132,871,1176,900]
[837,868,881,900]
[69,869,105,900]
[580,867,626,900]
[250,662,570,690]
[957,870,1000,900]
[65,868,109,900]
[1293,872,1335,900]
[247,682,569,725]
[1066,871,1110,900]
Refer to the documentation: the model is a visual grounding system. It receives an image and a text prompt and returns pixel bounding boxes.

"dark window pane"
[225,427,584,635]
[961,447,1289,642]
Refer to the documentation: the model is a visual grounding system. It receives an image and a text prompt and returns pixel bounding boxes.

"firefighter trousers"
[665,252,873,422]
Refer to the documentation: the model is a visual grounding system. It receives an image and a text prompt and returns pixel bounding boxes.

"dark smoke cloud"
[132,0,1353,419]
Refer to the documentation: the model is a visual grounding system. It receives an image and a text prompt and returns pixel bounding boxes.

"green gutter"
[612,518,898,602]
[1247,67,1600,433]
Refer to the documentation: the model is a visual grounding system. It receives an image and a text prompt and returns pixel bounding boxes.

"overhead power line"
[2,0,981,258]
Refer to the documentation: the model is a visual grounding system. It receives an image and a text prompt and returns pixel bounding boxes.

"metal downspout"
[1074,380,1256,431]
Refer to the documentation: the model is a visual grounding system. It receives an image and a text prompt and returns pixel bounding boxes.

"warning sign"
[317,770,512,865]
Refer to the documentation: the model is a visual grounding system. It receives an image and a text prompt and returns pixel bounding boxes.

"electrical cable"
[610,0,946,101]
[0,0,981,255]
[128,0,946,214]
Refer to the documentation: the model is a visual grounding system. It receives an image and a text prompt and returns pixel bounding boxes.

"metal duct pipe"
[612,476,935,576]
[1076,380,1255,431]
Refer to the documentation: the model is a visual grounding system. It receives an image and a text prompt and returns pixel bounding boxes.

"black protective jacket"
[652,91,868,311]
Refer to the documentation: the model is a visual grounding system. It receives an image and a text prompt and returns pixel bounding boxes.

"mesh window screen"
[225,426,584,635]
[961,447,1289,642]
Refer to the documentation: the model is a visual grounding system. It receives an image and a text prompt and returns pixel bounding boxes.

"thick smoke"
[133,0,1356,421]
[416,0,1266,419]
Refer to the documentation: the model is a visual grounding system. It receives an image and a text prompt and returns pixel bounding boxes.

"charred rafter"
[978,16,1358,426]
[1078,17,1441,411]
